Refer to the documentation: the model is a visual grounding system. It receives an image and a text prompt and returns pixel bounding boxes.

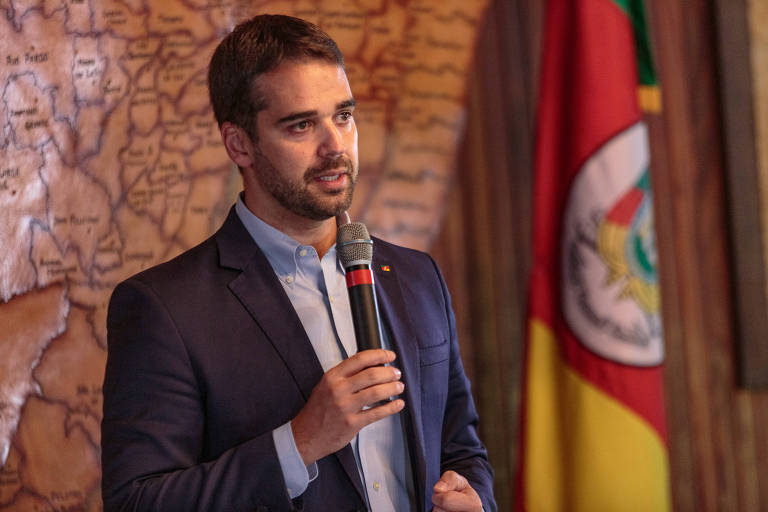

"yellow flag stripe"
[637,85,662,113]
[524,318,670,511]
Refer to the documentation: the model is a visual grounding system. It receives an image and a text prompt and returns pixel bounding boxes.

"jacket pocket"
[418,338,449,367]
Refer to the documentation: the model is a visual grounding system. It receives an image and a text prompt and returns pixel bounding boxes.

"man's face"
[246,60,359,221]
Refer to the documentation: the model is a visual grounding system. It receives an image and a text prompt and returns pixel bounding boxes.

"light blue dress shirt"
[235,198,415,511]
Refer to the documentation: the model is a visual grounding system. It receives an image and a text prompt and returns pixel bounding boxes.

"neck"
[242,191,337,258]
[281,219,337,259]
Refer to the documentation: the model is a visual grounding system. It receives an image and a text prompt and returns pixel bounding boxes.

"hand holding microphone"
[290,219,404,466]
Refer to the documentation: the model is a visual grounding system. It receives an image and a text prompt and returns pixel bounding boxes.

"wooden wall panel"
[713,0,768,389]
[647,0,766,509]
[433,0,768,511]
[431,1,542,510]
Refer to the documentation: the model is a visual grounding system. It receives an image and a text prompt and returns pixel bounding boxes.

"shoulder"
[111,214,247,309]
[124,235,220,291]
[371,236,438,272]
[116,207,248,293]
[371,236,449,307]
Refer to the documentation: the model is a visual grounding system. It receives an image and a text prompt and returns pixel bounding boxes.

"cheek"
[263,141,315,171]
[346,125,359,160]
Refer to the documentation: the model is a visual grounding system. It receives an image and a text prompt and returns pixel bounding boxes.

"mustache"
[304,156,354,180]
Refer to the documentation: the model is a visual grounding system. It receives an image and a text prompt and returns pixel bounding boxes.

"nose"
[318,120,345,158]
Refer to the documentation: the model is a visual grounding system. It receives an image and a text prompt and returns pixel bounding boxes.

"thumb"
[434,470,468,493]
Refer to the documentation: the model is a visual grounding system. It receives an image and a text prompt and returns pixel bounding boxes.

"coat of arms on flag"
[561,123,663,367]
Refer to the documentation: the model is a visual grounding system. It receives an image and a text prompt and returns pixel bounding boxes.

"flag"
[517,0,670,510]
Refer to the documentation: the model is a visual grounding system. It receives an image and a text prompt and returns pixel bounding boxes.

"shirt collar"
[234,194,344,275]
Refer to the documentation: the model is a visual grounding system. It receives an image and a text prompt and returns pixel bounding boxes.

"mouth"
[317,173,343,182]
[306,157,355,190]
[310,171,349,191]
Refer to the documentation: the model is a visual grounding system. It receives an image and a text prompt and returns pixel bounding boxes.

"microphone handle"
[345,263,393,406]
[345,264,384,352]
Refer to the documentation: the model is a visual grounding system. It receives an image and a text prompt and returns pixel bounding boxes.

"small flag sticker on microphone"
[380,265,391,272]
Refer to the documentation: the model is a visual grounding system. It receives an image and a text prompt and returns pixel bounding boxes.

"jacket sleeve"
[430,256,498,512]
[101,278,296,512]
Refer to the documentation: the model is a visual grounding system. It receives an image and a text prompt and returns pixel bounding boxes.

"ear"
[220,122,254,169]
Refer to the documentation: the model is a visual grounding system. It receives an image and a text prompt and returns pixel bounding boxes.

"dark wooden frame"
[714,0,768,388]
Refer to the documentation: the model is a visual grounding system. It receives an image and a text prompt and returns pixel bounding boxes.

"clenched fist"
[432,470,483,512]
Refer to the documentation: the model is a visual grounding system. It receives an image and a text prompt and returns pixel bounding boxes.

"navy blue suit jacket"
[101,208,495,511]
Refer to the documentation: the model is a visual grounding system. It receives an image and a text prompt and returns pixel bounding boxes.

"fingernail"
[393,368,402,378]
[397,382,404,392]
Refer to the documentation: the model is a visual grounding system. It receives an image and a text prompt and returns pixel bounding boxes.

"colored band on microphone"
[345,268,374,287]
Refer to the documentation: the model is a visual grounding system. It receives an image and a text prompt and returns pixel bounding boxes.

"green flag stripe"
[612,0,657,86]
[637,168,651,191]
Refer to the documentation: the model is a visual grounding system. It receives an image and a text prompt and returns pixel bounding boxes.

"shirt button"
[373,481,380,491]
[329,295,335,303]
[299,249,307,257]
[285,276,293,284]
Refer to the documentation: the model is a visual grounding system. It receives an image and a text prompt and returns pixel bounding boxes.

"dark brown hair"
[208,14,344,139]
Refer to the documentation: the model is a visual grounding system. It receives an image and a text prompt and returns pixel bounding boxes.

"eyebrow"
[276,98,356,125]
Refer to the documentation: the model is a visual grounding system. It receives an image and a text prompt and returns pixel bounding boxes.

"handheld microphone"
[336,221,384,352]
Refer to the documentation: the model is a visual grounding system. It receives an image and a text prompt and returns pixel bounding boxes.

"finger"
[431,489,478,511]
[357,398,405,426]
[334,349,396,377]
[347,364,402,392]
[434,470,468,492]
[432,472,481,512]
[352,380,404,410]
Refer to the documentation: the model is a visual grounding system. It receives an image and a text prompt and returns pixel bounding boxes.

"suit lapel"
[372,249,428,509]
[218,209,323,400]
[228,259,322,401]
[216,209,366,501]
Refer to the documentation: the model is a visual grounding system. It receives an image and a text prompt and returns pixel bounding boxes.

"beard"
[252,150,357,221]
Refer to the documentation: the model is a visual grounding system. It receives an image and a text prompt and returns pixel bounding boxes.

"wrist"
[290,414,317,466]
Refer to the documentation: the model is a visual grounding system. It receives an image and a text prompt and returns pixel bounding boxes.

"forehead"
[255,60,352,114]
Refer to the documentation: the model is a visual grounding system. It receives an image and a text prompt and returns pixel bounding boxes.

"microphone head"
[336,222,373,268]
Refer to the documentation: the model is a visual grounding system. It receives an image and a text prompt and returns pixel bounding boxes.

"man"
[101,14,495,512]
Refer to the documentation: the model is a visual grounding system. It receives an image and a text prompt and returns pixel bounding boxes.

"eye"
[336,111,353,124]
[289,120,312,133]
